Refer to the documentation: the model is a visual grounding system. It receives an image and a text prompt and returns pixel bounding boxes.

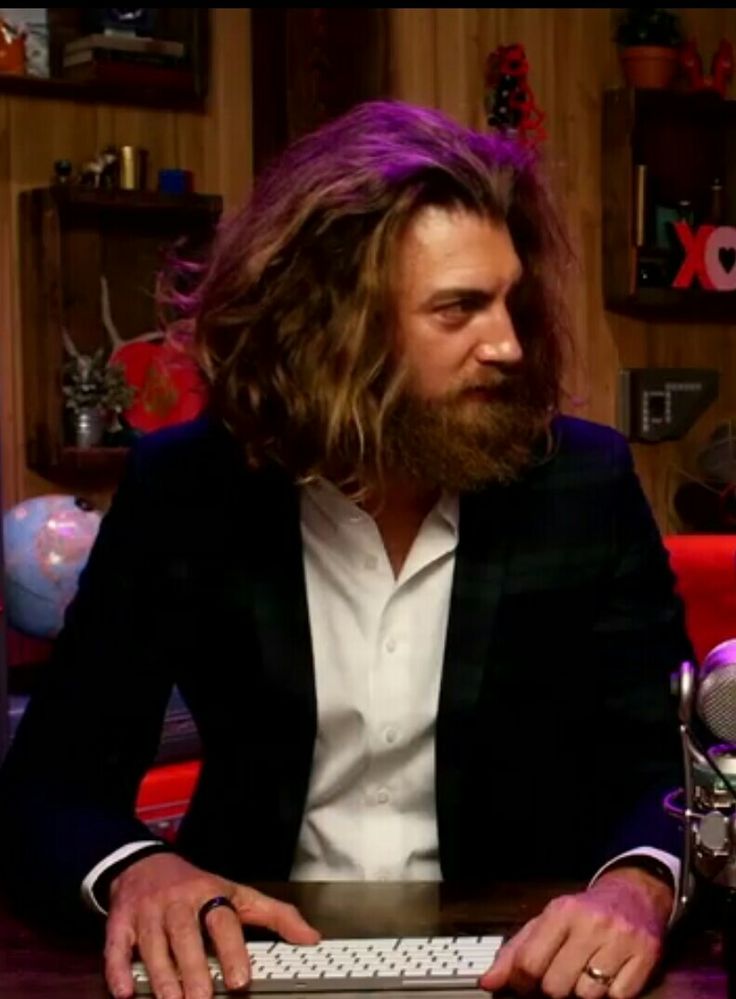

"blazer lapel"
[247,470,317,847]
[435,480,520,868]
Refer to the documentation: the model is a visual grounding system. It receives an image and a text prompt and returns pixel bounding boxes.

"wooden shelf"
[605,287,736,321]
[40,186,223,216]
[602,88,736,322]
[23,447,131,486]
[625,86,736,126]
[0,70,205,110]
[56,446,130,476]
[19,185,222,483]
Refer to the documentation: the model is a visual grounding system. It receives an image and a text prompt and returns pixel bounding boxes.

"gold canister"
[634,164,647,248]
[120,145,148,190]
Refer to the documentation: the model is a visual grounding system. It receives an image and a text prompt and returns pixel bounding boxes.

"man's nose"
[474,307,523,365]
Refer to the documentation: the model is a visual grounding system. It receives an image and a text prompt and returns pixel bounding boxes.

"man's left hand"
[479,867,673,998]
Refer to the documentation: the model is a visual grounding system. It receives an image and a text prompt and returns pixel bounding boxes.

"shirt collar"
[303,477,459,535]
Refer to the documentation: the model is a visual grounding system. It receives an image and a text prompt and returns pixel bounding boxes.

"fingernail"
[228,970,250,990]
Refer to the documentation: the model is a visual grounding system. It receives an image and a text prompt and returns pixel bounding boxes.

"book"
[65,32,185,58]
[63,47,187,70]
[62,59,194,92]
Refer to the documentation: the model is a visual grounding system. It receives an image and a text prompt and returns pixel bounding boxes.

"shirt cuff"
[589,847,681,926]
[81,840,164,915]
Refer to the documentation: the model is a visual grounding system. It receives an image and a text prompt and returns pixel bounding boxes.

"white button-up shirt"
[291,479,459,881]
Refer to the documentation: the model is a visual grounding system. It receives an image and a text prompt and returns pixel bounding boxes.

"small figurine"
[80,156,103,188]
[53,159,73,185]
[0,16,26,75]
[99,145,119,189]
[79,145,120,188]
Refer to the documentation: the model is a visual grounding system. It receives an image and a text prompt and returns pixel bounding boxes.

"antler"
[101,274,163,355]
[62,327,80,358]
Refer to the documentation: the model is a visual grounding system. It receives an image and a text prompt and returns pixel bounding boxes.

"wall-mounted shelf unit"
[602,88,736,320]
[19,185,222,484]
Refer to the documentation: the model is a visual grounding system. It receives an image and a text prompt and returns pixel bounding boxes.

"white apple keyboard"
[132,934,503,993]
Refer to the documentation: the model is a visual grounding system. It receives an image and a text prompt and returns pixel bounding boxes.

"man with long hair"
[0,101,690,999]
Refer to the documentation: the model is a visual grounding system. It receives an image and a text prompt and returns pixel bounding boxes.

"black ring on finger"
[198,895,238,937]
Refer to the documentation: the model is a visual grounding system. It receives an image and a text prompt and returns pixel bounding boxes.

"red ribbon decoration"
[485,43,547,145]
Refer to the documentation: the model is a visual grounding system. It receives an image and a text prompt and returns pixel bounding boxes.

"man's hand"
[480,867,673,998]
[104,852,320,999]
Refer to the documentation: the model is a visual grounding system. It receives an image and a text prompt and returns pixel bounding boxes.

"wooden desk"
[0,882,725,998]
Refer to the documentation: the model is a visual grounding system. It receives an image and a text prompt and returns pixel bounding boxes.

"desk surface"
[0,882,725,998]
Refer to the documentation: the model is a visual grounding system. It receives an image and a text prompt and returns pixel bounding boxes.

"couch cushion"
[664,534,736,662]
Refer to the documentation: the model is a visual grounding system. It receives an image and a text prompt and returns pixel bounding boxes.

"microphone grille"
[697,640,736,744]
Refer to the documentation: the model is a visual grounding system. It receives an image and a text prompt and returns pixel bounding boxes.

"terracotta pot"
[619,45,679,89]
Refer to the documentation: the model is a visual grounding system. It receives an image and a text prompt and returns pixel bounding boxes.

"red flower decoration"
[110,337,208,433]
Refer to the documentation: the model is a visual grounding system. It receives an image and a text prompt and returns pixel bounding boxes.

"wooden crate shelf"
[602,88,736,320]
[19,186,222,482]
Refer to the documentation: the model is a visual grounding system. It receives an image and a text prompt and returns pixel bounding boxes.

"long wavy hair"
[175,100,572,486]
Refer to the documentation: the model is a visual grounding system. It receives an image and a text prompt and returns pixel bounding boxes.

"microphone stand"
[667,651,736,999]
[726,892,736,999]
[664,703,736,996]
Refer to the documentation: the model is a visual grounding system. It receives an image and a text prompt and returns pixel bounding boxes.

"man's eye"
[436,299,478,320]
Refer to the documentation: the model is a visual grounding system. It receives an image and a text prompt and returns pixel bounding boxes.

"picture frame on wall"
[0,8,50,76]
[0,7,209,108]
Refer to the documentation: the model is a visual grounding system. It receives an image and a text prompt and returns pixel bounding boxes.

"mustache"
[454,367,523,399]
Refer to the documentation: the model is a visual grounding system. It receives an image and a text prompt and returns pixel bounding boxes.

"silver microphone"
[698,642,736,745]
[666,639,736,912]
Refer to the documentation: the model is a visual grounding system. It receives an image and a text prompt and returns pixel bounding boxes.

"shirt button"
[385,637,397,653]
[364,555,378,570]
[376,788,391,805]
[384,727,398,745]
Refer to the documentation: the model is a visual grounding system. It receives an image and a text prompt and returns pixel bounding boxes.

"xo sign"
[673,222,736,291]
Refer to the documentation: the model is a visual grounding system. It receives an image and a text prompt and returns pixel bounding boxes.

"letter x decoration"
[672,222,736,292]
[484,43,547,146]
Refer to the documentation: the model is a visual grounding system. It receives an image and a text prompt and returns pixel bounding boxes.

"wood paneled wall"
[0,8,251,509]
[390,8,736,530]
[3,8,736,529]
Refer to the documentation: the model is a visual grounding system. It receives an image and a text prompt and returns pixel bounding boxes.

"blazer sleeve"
[590,434,694,866]
[0,443,178,918]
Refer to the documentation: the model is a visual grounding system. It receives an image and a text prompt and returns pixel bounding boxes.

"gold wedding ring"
[584,964,616,986]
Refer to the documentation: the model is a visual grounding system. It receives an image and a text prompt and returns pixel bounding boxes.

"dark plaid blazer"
[0,414,693,917]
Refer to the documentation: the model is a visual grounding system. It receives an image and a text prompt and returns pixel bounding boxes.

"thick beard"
[382,377,549,492]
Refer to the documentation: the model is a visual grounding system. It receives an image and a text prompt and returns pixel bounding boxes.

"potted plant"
[616,8,683,89]
[62,344,136,448]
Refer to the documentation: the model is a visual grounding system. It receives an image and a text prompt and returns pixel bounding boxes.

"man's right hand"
[105,852,320,999]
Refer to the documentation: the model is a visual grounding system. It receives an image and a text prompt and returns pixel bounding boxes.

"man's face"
[394,204,523,403]
[385,205,547,490]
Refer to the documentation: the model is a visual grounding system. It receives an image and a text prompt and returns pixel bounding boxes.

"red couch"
[664,534,736,662]
[134,534,736,836]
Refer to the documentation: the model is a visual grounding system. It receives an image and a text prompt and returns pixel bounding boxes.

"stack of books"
[61,33,192,90]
